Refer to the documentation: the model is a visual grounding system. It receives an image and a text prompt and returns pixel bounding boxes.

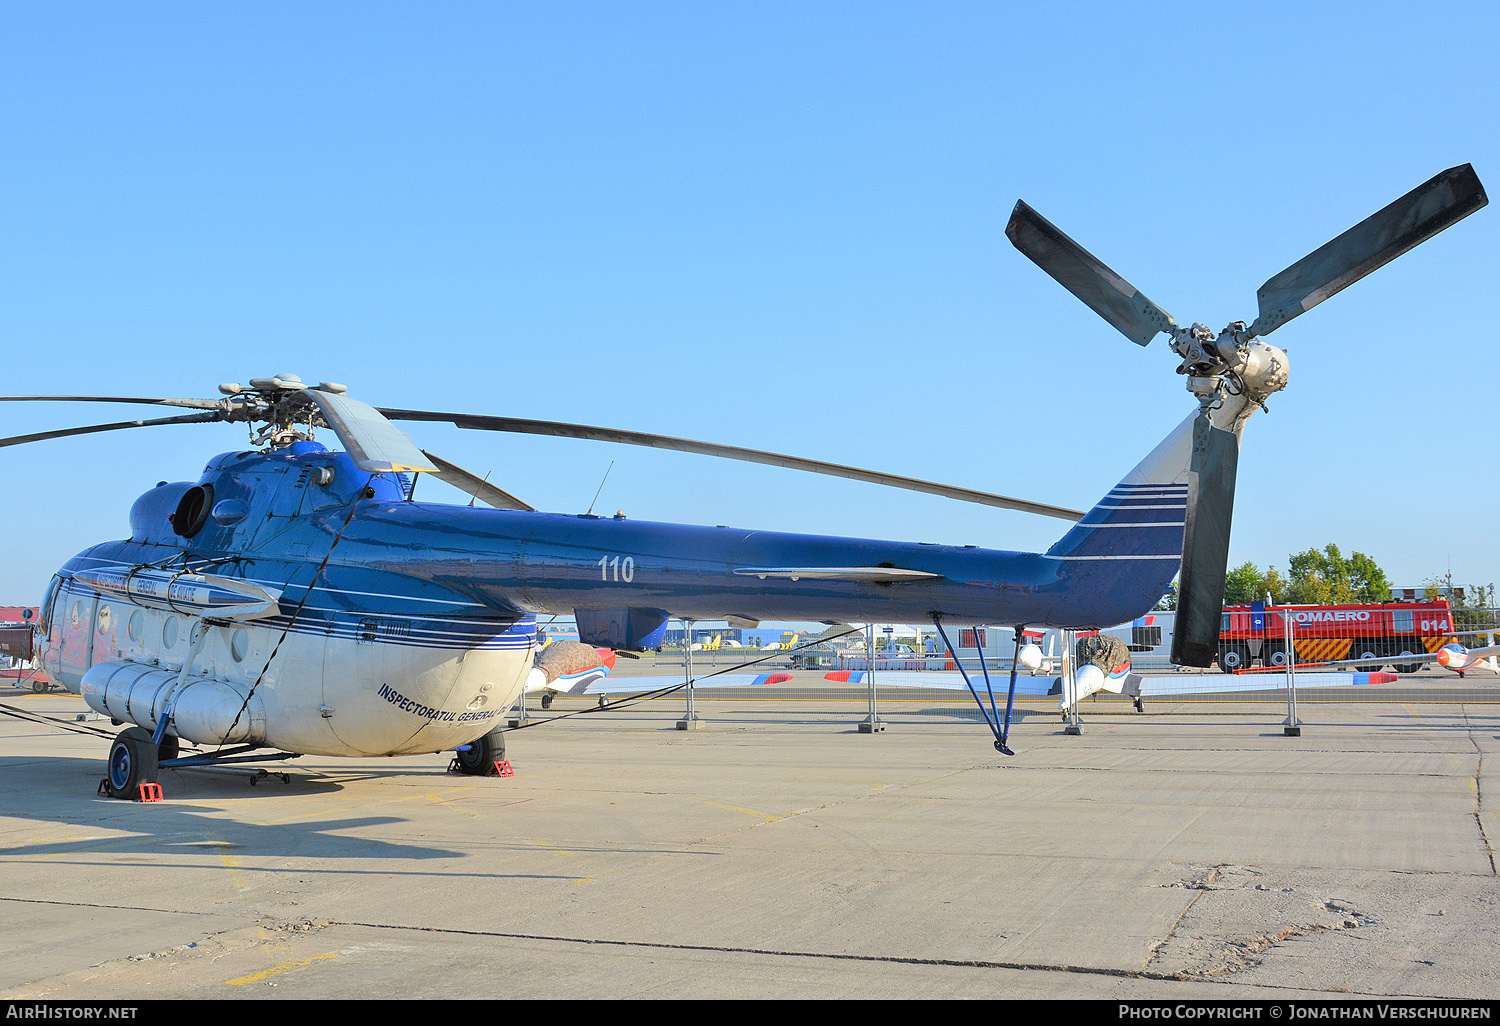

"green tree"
[1221,562,1290,605]
[1459,584,1498,632]
[1223,561,1264,605]
[1426,580,1498,634]
[1285,544,1390,604]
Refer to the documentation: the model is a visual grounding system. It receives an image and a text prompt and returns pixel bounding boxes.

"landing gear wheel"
[1352,643,1385,672]
[105,727,159,799]
[31,679,48,693]
[540,693,553,709]
[1217,643,1250,674]
[453,727,507,776]
[597,696,609,709]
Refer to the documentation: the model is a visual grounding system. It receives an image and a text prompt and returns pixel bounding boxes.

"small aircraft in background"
[1310,634,1500,679]
[523,640,616,709]
[827,656,1395,715]
[1016,630,1058,676]
[522,637,795,709]
[1433,640,1500,676]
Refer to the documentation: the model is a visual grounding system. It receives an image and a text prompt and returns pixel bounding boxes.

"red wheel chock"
[490,760,514,777]
[138,783,164,802]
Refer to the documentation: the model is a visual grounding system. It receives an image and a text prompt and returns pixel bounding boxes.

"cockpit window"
[39,575,62,633]
[171,484,215,538]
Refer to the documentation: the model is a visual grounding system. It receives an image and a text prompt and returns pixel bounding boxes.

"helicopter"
[2,164,1485,798]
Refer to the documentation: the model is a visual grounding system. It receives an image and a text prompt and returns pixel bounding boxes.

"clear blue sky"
[1,1,1495,610]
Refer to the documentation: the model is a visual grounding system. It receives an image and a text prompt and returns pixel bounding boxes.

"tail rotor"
[1007,165,1487,666]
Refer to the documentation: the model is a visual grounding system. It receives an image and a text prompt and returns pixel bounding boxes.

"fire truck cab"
[1216,599,1454,674]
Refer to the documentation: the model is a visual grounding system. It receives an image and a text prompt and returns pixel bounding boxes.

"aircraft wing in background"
[824,667,1399,711]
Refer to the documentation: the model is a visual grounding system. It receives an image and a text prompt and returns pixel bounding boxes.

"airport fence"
[539,613,1500,730]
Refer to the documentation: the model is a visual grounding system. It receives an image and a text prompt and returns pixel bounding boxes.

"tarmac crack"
[323,917,1433,996]
[1145,885,1208,971]
[0,895,240,918]
[1461,707,1496,875]
[1145,866,1379,982]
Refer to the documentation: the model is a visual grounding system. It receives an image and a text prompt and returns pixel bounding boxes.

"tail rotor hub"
[1171,323,1289,418]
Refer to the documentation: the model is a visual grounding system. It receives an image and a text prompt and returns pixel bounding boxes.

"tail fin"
[1044,411,1193,577]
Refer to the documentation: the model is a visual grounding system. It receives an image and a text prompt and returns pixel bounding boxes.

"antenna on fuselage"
[468,471,493,507]
[586,461,614,516]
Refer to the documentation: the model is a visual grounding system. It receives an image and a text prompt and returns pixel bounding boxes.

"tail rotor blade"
[1005,200,1177,347]
[1249,164,1488,337]
[1170,416,1240,668]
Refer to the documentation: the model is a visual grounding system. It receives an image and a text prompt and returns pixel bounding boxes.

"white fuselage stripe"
[1041,554,1181,561]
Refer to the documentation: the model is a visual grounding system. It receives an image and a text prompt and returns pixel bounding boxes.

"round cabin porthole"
[231,628,250,662]
[162,617,179,649]
[127,609,143,641]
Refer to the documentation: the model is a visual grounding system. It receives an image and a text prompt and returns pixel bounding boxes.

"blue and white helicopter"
[2,165,1485,797]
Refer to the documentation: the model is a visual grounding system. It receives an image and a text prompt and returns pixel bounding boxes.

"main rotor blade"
[379,409,1087,521]
[422,450,534,511]
[0,395,222,410]
[1170,416,1240,669]
[1005,200,1177,347]
[297,389,437,475]
[1249,164,1488,338]
[0,412,224,449]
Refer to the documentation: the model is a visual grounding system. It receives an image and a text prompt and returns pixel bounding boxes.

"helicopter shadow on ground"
[0,754,552,871]
[894,705,1044,722]
[0,753,715,879]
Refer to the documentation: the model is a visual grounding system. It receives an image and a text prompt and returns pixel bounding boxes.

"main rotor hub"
[205,374,350,451]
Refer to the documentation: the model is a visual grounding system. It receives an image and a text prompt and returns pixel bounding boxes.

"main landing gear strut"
[99,727,297,799]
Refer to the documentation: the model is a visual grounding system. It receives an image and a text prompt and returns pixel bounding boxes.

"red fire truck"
[1215,598,1454,673]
